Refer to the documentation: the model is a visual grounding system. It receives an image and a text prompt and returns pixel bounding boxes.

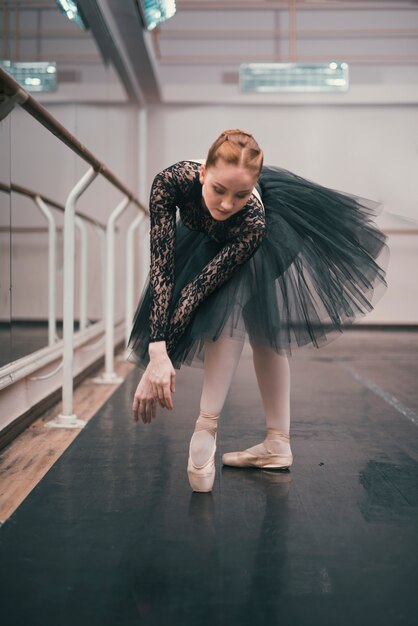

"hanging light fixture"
[240,62,349,93]
[0,61,58,93]
[240,1,349,94]
[137,0,176,31]
[55,0,88,30]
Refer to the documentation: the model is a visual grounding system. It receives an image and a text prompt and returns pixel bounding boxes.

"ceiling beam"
[176,1,418,10]
[158,54,418,65]
[2,29,91,39]
[1,54,103,63]
[1,0,417,9]
[159,28,418,39]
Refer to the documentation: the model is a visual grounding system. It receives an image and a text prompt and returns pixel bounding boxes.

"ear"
[199,164,206,185]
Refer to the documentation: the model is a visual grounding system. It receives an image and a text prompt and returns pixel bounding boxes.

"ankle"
[266,428,290,441]
[264,429,291,454]
[190,412,219,468]
[194,410,220,437]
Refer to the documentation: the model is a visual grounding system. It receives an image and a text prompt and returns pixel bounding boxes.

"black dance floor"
[1,331,418,626]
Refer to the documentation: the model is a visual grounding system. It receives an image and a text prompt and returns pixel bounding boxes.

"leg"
[191,335,245,465]
[188,335,244,491]
[201,334,246,414]
[222,342,293,469]
[248,342,292,456]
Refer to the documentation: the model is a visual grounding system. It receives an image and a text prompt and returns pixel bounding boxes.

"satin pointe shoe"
[187,415,218,492]
[222,428,293,470]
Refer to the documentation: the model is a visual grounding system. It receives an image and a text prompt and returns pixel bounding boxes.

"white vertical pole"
[94,225,107,321]
[94,195,130,384]
[138,108,150,295]
[58,167,97,425]
[137,215,150,298]
[124,107,150,350]
[34,195,56,346]
[138,108,147,205]
[125,213,145,346]
[75,216,88,331]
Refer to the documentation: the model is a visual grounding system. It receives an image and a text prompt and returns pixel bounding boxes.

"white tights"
[190,336,291,465]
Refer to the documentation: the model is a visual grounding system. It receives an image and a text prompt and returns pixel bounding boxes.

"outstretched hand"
[148,351,176,410]
[132,355,176,424]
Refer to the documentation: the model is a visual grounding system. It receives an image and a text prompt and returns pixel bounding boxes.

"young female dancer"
[128,129,389,493]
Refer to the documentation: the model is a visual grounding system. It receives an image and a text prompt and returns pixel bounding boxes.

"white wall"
[147,103,418,324]
[2,99,417,336]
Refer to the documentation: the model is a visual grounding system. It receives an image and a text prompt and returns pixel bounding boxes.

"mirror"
[0,116,12,368]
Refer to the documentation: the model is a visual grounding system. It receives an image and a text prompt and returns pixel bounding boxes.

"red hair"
[206,129,264,177]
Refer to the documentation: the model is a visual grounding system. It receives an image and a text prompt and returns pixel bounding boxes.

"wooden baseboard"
[0,340,126,453]
[0,357,104,453]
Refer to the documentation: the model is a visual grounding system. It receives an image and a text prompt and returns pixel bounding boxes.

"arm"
[146,161,199,411]
[148,170,176,345]
[166,201,266,353]
[148,161,199,345]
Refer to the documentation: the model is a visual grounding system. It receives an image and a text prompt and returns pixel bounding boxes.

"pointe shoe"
[222,429,293,470]
[187,433,217,492]
[187,415,218,492]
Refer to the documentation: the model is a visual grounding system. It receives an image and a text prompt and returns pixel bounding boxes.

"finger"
[146,398,154,423]
[150,383,160,408]
[141,398,151,425]
[152,400,157,420]
[159,384,168,409]
[134,402,142,423]
[139,399,147,424]
[170,373,176,394]
[154,383,167,409]
[132,397,139,421]
[143,401,151,424]
[163,384,173,410]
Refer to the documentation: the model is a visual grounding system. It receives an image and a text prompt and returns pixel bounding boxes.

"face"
[199,161,258,221]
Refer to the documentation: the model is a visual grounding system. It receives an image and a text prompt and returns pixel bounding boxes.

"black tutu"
[127,165,389,370]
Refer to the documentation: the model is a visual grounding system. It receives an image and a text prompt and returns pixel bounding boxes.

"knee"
[251,341,288,362]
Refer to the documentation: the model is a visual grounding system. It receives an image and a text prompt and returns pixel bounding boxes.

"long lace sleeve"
[149,161,198,342]
[166,201,266,353]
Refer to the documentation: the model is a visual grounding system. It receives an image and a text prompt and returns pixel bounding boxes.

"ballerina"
[129,129,389,492]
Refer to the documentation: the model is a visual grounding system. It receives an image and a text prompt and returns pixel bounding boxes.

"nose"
[220,197,234,211]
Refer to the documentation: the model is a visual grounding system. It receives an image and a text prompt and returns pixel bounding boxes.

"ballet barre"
[0,67,149,432]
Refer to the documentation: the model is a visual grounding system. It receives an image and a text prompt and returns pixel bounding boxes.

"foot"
[187,412,219,492]
[222,429,293,469]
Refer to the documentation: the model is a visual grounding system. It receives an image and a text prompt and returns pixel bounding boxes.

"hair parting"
[206,129,264,177]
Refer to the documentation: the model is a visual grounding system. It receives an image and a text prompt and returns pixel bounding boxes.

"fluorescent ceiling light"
[139,0,176,31]
[55,0,87,30]
[240,62,349,93]
[0,61,58,92]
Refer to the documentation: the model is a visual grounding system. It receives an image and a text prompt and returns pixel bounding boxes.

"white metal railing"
[0,182,108,347]
[124,107,149,344]
[34,194,57,346]
[0,66,149,432]
[93,195,130,385]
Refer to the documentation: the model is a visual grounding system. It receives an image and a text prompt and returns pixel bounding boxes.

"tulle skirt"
[127,165,390,370]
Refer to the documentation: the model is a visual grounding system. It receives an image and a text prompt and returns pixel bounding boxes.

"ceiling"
[1,0,418,104]
[155,0,418,102]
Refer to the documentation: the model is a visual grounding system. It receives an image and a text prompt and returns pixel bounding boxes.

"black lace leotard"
[148,160,266,352]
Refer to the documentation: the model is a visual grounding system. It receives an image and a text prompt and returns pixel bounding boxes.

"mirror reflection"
[0,116,12,367]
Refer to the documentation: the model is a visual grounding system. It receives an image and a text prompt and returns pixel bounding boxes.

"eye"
[213,186,224,194]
